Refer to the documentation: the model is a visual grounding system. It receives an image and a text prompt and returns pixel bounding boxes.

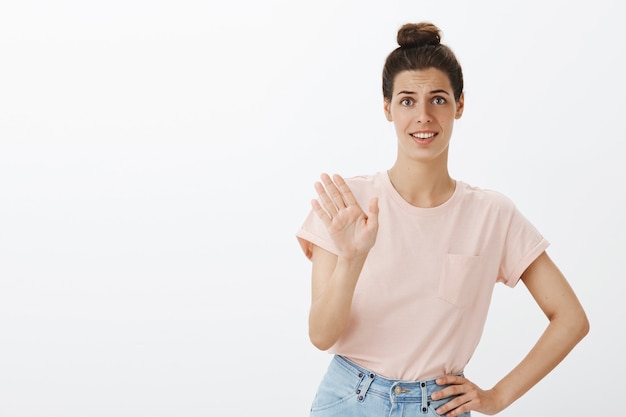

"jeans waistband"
[333,355,454,403]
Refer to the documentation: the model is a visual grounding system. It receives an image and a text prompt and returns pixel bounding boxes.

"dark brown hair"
[382,22,464,101]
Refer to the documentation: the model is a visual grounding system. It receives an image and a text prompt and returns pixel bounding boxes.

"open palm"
[311,173,379,259]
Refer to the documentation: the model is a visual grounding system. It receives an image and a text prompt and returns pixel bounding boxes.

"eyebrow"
[396,89,451,96]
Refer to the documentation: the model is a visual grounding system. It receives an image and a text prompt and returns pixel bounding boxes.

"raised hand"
[311,173,379,259]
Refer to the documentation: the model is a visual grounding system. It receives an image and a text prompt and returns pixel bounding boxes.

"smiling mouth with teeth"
[411,132,437,139]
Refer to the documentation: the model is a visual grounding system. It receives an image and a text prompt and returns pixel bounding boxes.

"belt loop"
[356,371,375,403]
[420,381,428,414]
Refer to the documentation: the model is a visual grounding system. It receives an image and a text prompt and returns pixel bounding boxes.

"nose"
[414,102,432,123]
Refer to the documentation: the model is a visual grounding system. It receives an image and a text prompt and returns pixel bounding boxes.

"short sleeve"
[498,204,550,287]
[296,208,339,260]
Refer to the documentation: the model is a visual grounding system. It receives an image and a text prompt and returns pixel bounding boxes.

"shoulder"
[457,181,517,213]
[340,172,387,208]
[343,172,385,194]
[343,172,380,186]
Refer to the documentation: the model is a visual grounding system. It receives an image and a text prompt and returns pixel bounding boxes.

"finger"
[434,390,471,415]
[366,197,379,230]
[311,199,332,227]
[436,375,465,386]
[432,376,466,401]
[368,197,379,217]
[436,396,467,417]
[332,174,358,207]
[321,173,348,210]
[431,384,464,402]
[314,180,340,217]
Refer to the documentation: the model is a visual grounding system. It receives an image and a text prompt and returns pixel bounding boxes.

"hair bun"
[397,22,441,48]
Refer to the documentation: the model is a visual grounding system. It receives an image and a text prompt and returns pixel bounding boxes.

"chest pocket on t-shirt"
[438,254,485,308]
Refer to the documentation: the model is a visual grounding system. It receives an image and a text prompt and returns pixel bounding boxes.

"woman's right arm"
[308,246,368,350]
[307,173,379,350]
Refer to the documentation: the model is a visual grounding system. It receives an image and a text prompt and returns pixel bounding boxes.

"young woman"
[296,22,589,417]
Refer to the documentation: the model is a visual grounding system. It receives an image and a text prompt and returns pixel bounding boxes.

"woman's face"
[384,68,464,165]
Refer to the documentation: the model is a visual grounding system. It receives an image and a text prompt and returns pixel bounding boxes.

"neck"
[387,163,455,208]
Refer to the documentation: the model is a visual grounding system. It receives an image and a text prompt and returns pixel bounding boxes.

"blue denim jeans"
[310,355,470,417]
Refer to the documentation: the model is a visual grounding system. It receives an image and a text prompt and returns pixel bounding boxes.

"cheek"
[439,114,455,129]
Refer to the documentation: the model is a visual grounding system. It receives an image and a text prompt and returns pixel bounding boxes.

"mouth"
[410,132,437,139]
[409,132,438,145]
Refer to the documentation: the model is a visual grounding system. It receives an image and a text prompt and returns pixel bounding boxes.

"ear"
[384,99,393,121]
[455,92,465,119]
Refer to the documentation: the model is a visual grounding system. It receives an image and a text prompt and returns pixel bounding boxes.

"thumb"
[367,197,379,224]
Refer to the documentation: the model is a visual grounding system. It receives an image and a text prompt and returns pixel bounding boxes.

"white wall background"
[1,1,623,416]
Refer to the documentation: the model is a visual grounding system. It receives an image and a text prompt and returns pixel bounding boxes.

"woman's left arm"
[432,251,590,416]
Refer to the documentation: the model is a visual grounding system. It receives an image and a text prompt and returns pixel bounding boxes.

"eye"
[400,98,414,106]
[432,96,447,105]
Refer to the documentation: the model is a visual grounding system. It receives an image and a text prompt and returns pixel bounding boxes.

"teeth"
[411,132,435,139]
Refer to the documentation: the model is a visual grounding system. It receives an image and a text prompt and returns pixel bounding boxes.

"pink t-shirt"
[296,171,549,381]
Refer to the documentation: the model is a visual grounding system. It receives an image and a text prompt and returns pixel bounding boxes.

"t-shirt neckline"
[381,170,462,216]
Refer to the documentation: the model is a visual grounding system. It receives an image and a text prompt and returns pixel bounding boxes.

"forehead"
[392,68,452,95]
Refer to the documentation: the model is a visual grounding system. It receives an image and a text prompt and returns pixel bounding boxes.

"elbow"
[309,330,335,351]
[564,308,590,343]
[578,312,591,340]
[308,312,341,351]
[572,303,590,341]
[549,301,590,344]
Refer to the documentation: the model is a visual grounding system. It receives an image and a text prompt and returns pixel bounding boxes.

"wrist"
[337,251,369,265]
